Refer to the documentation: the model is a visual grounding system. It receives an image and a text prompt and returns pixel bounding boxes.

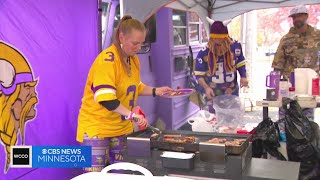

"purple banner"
[0,0,98,179]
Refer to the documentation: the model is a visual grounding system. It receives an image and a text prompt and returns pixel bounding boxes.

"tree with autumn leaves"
[229,4,320,49]
[257,5,320,48]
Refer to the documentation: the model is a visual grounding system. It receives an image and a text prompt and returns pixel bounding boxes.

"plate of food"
[160,89,194,98]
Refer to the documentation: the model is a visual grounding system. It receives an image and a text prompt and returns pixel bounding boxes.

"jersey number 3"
[121,85,136,120]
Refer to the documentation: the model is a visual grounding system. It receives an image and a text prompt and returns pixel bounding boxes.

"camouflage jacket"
[272,25,320,78]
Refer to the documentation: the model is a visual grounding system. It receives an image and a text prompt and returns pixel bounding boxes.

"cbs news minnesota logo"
[10,146,91,168]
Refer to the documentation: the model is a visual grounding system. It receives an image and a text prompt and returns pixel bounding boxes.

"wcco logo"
[10,146,32,168]
[13,154,29,158]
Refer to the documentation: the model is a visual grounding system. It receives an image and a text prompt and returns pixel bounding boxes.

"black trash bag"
[252,139,264,158]
[282,98,315,141]
[311,122,320,158]
[282,98,320,179]
[252,117,286,160]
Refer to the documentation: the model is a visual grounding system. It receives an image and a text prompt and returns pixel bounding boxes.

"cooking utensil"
[147,125,162,134]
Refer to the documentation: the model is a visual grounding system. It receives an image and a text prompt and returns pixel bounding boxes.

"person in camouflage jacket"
[272,5,320,120]
[272,5,320,78]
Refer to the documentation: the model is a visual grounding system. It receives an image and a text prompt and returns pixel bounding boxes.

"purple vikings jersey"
[194,41,246,96]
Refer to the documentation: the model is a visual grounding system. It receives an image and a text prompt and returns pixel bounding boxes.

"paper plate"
[160,89,194,98]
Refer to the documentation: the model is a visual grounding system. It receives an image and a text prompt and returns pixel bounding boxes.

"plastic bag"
[187,110,216,132]
[252,117,286,160]
[212,95,244,130]
[252,118,279,143]
[281,98,320,179]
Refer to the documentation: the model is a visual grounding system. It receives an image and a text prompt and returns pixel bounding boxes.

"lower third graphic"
[10,146,91,168]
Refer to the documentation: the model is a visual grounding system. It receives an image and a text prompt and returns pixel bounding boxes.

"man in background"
[272,5,320,120]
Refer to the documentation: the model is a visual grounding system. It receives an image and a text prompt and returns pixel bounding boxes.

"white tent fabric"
[122,0,320,37]
[122,0,172,22]
[166,0,320,21]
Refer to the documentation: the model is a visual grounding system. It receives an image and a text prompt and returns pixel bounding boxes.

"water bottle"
[289,87,295,99]
[280,131,286,142]
[278,123,286,142]
[279,78,289,100]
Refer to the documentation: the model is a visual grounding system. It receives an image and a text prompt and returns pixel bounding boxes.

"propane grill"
[124,129,252,179]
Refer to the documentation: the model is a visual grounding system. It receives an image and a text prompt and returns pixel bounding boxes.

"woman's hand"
[155,86,173,96]
[132,114,148,127]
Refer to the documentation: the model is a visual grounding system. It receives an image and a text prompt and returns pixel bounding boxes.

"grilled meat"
[151,133,160,139]
[205,138,245,146]
[162,136,196,143]
[225,139,246,146]
[206,138,227,144]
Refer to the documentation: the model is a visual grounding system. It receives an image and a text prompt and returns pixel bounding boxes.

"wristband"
[125,112,135,120]
[152,88,156,97]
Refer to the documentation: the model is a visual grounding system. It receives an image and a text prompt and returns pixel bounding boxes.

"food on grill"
[184,136,196,143]
[204,138,246,146]
[205,138,227,144]
[234,139,246,143]
[163,134,182,138]
[225,141,240,146]
[225,139,246,146]
[163,136,196,143]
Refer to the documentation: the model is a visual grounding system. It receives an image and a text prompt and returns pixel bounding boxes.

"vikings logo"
[95,156,104,164]
[0,41,38,173]
[110,138,119,148]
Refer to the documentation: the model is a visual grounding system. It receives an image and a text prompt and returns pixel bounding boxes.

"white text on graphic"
[61,149,81,154]
[14,154,28,158]
[46,149,81,155]
[38,155,86,162]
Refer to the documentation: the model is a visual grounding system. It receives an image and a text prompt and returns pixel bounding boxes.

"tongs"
[132,106,162,134]
[132,119,162,134]
[147,125,162,134]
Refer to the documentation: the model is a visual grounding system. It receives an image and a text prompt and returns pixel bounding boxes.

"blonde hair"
[113,15,145,75]
[0,83,38,173]
[0,85,20,173]
[207,37,235,74]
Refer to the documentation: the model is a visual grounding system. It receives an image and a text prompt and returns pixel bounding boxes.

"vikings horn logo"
[0,41,38,173]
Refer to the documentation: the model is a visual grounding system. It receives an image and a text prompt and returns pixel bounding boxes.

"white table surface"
[256,99,317,108]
